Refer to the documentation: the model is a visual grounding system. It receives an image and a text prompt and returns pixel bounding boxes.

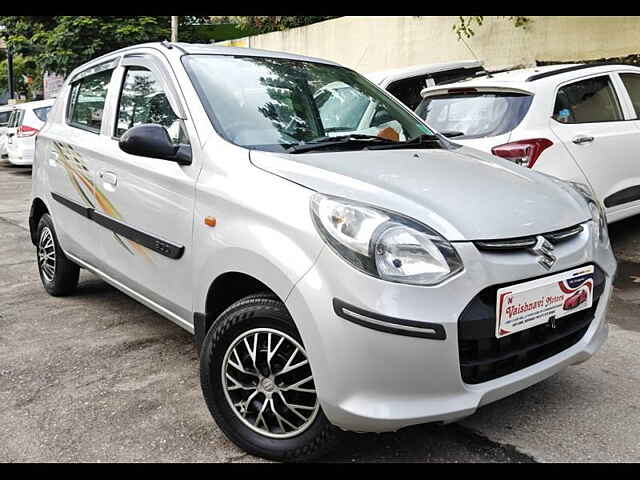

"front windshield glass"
[182,55,434,152]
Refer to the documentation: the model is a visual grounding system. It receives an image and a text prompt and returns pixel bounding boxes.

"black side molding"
[51,192,92,218]
[333,298,446,340]
[91,211,184,259]
[604,186,640,208]
[52,192,185,260]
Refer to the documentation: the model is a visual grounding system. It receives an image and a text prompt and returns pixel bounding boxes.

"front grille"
[474,224,584,252]
[458,264,605,384]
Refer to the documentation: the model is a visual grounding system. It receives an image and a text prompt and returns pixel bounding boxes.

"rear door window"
[619,73,640,119]
[553,75,623,123]
[415,92,533,139]
[67,69,113,133]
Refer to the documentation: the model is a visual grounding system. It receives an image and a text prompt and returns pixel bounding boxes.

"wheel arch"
[194,271,287,352]
[29,197,50,246]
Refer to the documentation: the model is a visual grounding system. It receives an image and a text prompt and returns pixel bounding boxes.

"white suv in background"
[6,99,55,166]
[417,64,640,223]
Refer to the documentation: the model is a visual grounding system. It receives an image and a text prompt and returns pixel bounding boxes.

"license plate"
[496,265,594,338]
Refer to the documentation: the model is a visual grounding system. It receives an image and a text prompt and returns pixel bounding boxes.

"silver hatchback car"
[30,42,616,461]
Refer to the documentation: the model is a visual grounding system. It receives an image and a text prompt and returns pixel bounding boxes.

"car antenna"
[460,36,491,78]
[161,40,174,50]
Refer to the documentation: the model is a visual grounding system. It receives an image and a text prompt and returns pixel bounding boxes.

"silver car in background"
[30,43,616,461]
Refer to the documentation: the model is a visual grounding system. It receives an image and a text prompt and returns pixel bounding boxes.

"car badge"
[530,236,556,271]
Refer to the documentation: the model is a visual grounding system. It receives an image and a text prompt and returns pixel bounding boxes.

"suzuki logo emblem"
[530,236,556,271]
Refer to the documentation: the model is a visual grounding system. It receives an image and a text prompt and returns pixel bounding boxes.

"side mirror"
[119,124,191,165]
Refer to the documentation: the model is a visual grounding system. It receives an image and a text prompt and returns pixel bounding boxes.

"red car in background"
[563,289,588,310]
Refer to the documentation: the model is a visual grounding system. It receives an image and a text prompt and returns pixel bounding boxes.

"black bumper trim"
[333,298,446,340]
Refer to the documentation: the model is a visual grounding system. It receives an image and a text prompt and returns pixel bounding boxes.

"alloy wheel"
[38,227,56,283]
[221,328,320,439]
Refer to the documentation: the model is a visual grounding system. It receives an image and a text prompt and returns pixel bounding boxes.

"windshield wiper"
[285,134,398,154]
[439,130,465,138]
[364,133,444,150]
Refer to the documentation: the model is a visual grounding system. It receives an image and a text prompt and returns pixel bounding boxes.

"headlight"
[569,182,608,244]
[310,193,463,285]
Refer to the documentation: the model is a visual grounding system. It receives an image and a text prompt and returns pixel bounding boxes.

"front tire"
[199,293,341,462]
[36,213,80,296]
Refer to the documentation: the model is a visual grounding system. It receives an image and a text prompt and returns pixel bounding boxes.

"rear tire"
[199,293,341,462]
[36,213,79,296]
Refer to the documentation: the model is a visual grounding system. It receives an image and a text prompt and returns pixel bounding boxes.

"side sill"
[65,252,194,334]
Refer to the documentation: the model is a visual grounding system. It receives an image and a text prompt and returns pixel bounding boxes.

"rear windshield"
[33,106,52,123]
[415,92,533,139]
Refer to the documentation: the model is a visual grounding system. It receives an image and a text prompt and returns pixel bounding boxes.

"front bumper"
[285,221,616,432]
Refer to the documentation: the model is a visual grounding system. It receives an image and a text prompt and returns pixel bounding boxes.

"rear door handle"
[99,170,118,186]
[572,135,594,145]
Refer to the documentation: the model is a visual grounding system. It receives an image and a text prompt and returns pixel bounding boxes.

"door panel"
[94,146,196,320]
[43,67,116,265]
[549,74,640,216]
[93,62,197,321]
[43,123,104,266]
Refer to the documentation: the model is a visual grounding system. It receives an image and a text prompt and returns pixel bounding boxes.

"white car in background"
[6,99,55,166]
[0,104,14,158]
[416,63,640,223]
[365,60,484,110]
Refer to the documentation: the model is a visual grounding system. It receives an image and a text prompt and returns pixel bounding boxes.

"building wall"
[218,16,640,73]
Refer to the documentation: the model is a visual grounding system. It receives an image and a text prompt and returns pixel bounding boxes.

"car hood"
[249,145,590,241]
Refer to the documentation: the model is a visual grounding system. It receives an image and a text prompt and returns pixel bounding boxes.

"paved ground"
[0,159,639,463]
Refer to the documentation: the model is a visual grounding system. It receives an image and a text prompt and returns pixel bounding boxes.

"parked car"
[365,60,484,110]
[29,43,616,461]
[416,63,640,223]
[0,104,15,158]
[6,99,55,166]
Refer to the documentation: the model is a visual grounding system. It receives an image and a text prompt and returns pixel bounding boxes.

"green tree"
[452,16,530,40]
[0,16,211,75]
[0,54,43,100]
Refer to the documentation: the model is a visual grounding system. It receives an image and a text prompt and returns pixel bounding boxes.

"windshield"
[182,55,434,152]
[415,92,533,139]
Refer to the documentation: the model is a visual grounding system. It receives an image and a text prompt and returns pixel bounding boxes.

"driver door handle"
[99,170,118,186]
[572,135,594,145]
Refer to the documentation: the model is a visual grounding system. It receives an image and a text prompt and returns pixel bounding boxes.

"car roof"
[68,41,341,82]
[365,60,483,86]
[9,99,56,111]
[173,42,341,66]
[420,63,640,97]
